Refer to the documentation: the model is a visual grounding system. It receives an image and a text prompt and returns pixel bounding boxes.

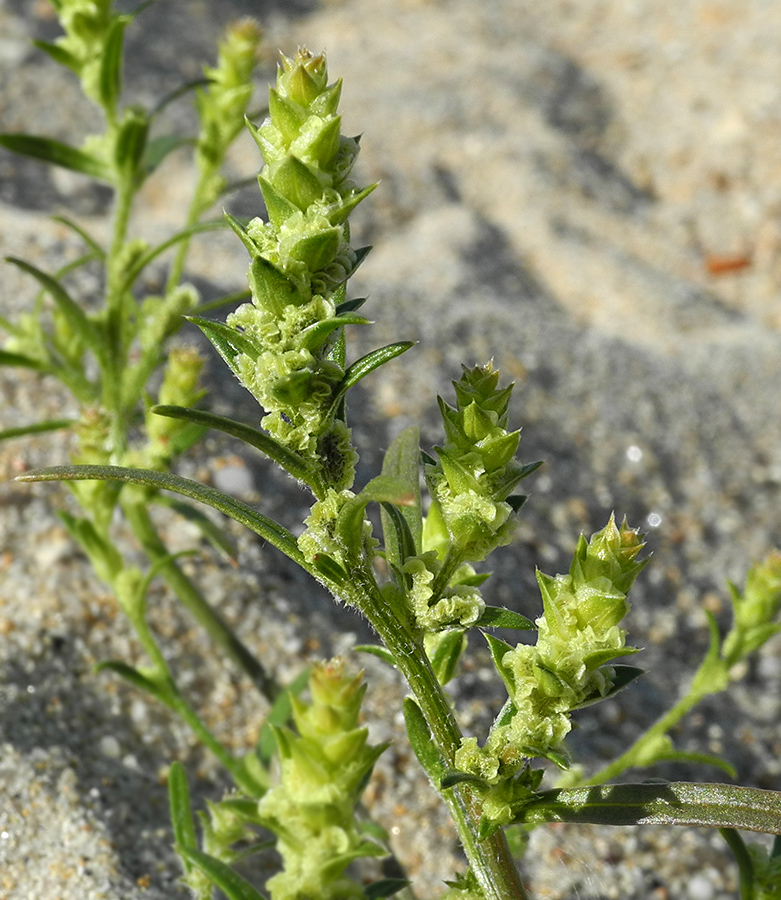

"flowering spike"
[425,363,539,561]
[209,49,385,490]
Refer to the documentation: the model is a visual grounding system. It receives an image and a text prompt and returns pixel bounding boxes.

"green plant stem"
[104,175,136,455]
[584,678,704,786]
[129,603,261,795]
[347,568,530,900]
[121,495,279,701]
[165,170,213,295]
[720,828,756,900]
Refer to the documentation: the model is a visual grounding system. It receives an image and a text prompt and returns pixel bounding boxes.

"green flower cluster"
[723,550,781,668]
[258,660,387,900]
[221,49,376,490]
[425,363,538,562]
[194,19,262,212]
[456,516,646,822]
[46,0,113,109]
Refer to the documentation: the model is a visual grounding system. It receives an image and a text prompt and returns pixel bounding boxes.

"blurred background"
[1,1,780,898]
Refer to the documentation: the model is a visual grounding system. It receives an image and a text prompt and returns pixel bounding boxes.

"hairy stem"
[348,568,530,900]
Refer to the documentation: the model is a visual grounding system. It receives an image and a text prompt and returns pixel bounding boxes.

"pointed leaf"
[267,88,307,143]
[380,502,418,573]
[429,629,466,685]
[335,296,368,315]
[94,660,169,703]
[5,257,105,363]
[328,341,415,419]
[51,215,105,257]
[224,211,260,256]
[296,313,370,352]
[120,220,224,290]
[151,405,316,489]
[380,426,423,568]
[354,644,396,666]
[484,633,516,695]
[365,878,412,899]
[32,39,80,72]
[403,697,447,783]
[0,350,48,371]
[0,418,74,443]
[516,782,781,835]
[257,175,300,231]
[100,17,127,113]
[569,665,645,710]
[249,254,306,315]
[256,667,311,764]
[270,154,324,211]
[17,465,309,572]
[187,315,262,377]
[152,494,238,563]
[178,847,268,900]
[326,183,378,226]
[336,474,414,560]
[168,761,198,874]
[477,606,535,631]
[0,134,111,180]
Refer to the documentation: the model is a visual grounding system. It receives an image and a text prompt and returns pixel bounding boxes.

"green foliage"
[6,9,781,900]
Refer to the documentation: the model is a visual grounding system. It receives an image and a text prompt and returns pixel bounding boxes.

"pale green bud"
[723,550,781,667]
[426,363,539,562]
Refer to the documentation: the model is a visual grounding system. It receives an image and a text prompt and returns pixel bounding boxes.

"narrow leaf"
[143,134,192,174]
[187,315,262,379]
[0,418,74,443]
[256,667,311,764]
[51,215,105,256]
[168,761,198,872]
[440,770,491,790]
[484,633,516,696]
[5,257,105,363]
[365,878,412,899]
[517,782,781,835]
[429,629,466,685]
[328,341,415,419]
[151,405,316,488]
[336,474,413,560]
[152,494,238,563]
[17,465,308,571]
[403,697,447,783]
[0,134,111,180]
[380,502,418,573]
[150,77,211,118]
[354,644,396,666]
[380,426,423,568]
[120,220,225,291]
[0,350,48,371]
[100,17,127,113]
[179,847,268,900]
[32,39,80,72]
[477,606,535,631]
[94,660,169,703]
[569,665,644,710]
